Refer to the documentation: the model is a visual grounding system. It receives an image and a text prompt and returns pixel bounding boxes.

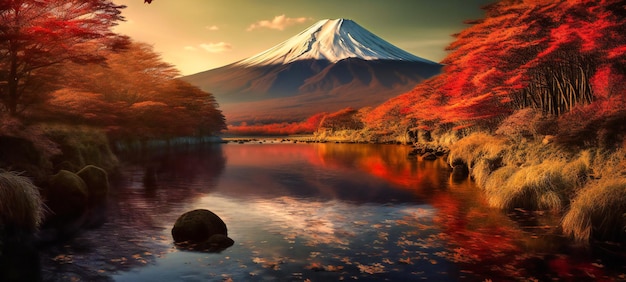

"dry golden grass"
[0,171,43,231]
[484,161,570,211]
[562,178,626,242]
[562,150,591,189]
[447,132,508,169]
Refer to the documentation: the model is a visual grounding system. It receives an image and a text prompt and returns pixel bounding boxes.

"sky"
[113,0,494,76]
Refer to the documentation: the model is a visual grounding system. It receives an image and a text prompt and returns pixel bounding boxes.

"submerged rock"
[172,209,233,251]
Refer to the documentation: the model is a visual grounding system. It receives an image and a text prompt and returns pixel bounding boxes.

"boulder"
[43,170,88,231]
[77,165,110,228]
[172,209,228,243]
[76,165,109,206]
[204,234,235,251]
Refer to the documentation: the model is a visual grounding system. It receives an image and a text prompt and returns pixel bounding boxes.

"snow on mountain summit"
[236,18,434,66]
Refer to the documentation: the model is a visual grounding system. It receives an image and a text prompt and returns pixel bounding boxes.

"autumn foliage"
[32,42,226,140]
[356,0,626,143]
[0,0,127,115]
[1,1,225,143]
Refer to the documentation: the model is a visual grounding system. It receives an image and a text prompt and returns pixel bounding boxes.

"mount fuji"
[183,18,441,124]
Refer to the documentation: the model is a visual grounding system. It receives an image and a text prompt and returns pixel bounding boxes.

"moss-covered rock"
[43,170,88,229]
[76,165,109,206]
[172,209,228,243]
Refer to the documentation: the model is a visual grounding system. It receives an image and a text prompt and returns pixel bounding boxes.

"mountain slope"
[183,18,441,124]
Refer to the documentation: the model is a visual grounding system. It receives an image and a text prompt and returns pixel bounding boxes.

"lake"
[39,141,626,281]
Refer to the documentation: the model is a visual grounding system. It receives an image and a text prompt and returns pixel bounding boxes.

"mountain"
[183,18,442,124]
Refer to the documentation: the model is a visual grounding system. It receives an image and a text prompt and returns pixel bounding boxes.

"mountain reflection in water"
[38,142,625,281]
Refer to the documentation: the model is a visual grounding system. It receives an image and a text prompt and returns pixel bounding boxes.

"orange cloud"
[206,25,219,31]
[246,15,311,31]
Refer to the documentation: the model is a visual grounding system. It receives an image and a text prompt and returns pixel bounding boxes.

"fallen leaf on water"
[357,263,386,274]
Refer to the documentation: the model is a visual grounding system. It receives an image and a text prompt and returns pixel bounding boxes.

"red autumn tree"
[0,0,127,116]
[366,0,626,135]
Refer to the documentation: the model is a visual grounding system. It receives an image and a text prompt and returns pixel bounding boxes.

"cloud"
[247,15,310,31]
[206,25,219,31]
[184,46,198,51]
[199,42,232,53]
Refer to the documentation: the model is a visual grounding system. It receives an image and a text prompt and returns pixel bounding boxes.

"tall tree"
[0,0,126,115]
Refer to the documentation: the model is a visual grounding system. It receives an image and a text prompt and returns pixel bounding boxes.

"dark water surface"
[39,142,626,281]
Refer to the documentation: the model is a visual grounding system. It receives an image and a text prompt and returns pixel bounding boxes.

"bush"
[562,178,626,242]
[41,124,118,172]
[0,171,43,232]
[496,108,557,140]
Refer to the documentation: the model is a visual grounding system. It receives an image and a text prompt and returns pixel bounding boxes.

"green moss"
[76,165,109,206]
[44,170,88,225]
[41,124,118,173]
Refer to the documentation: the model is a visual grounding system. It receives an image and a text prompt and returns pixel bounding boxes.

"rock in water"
[172,209,228,243]
[44,170,88,226]
[76,165,109,206]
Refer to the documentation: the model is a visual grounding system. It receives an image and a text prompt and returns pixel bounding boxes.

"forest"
[0,0,225,146]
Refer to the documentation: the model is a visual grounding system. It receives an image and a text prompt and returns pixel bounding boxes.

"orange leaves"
[33,41,225,140]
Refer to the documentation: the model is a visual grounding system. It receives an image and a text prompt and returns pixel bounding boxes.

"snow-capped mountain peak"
[236,18,433,66]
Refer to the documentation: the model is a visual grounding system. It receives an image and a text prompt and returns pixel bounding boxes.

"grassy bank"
[311,110,626,244]
[449,132,626,243]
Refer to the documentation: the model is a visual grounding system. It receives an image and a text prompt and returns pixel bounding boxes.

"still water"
[40,142,626,281]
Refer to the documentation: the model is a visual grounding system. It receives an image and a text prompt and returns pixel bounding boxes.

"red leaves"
[0,0,127,115]
[364,0,626,134]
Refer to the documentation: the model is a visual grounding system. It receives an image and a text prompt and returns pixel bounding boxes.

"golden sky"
[113,0,493,75]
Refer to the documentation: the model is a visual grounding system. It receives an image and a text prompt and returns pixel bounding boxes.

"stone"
[76,165,109,206]
[422,152,437,161]
[172,209,228,243]
[44,170,88,225]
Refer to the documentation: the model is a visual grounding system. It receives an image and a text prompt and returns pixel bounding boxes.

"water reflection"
[37,142,625,281]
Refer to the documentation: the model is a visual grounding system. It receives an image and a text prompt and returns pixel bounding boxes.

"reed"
[0,171,43,231]
[562,178,626,242]
[447,132,508,169]
[484,161,569,211]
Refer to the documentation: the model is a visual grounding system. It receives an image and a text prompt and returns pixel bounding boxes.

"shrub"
[0,171,43,231]
[41,124,118,172]
[562,178,626,242]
